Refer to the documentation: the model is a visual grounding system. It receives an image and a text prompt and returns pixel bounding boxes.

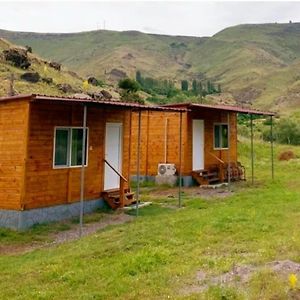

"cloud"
[1,1,300,36]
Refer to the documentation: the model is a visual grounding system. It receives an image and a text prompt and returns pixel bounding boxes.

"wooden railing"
[104,159,128,207]
[208,152,225,182]
[208,152,225,164]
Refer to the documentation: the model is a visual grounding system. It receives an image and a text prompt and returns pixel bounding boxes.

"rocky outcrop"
[3,47,31,69]
[87,76,99,86]
[20,72,40,83]
[100,89,112,99]
[57,83,75,93]
[109,68,127,80]
[49,61,61,71]
[88,90,113,100]
[41,77,53,84]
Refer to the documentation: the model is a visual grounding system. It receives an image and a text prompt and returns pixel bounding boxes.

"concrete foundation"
[0,198,104,230]
[155,174,178,186]
[131,175,195,187]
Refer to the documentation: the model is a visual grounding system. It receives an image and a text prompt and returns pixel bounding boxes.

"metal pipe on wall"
[79,104,87,237]
[178,112,183,208]
[136,110,142,216]
[164,118,168,163]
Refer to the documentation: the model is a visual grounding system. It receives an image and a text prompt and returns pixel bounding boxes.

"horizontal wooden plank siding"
[130,111,187,176]
[130,109,237,177]
[186,109,237,171]
[0,99,29,210]
[24,102,130,210]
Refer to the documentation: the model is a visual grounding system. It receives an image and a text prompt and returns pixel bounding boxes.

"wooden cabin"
[0,94,183,229]
[130,103,274,186]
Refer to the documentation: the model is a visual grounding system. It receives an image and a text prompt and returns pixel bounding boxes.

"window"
[54,127,88,168]
[214,124,229,149]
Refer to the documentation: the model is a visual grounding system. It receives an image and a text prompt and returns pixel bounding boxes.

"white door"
[104,123,123,190]
[192,119,204,170]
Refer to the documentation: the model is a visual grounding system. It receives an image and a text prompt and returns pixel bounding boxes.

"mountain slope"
[2,23,300,113]
[0,38,119,98]
[0,29,206,82]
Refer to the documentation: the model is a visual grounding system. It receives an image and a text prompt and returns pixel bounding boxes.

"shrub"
[118,78,140,93]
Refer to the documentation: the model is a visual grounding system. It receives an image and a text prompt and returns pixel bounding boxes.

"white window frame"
[53,126,89,169]
[213,123,229,150]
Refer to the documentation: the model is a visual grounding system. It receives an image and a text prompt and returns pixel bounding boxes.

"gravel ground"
[0,213,134,255]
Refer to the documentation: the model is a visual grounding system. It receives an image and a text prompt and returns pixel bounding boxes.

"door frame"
[103,122,123,190]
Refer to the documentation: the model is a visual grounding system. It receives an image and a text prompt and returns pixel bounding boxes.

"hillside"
[0,38,119,99]
[2,23,300,113]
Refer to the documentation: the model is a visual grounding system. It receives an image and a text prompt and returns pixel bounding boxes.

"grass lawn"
[0,139,300,299]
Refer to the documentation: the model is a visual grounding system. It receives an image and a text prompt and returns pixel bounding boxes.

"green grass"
[0,139,300,299]
[0,207,111,245]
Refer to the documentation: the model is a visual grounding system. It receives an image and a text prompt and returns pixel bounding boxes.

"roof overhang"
[0,94,188,112]
[162,102,275,116]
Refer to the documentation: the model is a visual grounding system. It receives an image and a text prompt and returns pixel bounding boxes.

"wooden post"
[270,115,274,180]
[136,110,142,216]
[79,105,87,237]
[119,178,125,208]
[178,112,183,208]
[250,114,254,185]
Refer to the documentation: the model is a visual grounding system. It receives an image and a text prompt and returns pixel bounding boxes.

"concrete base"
[130,175,155,183]
[0,198,104,230]
[155,174,178,186]
[131,175,195,187]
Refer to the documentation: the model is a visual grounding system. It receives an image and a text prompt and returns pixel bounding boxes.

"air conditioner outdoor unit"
[158,163,176,176]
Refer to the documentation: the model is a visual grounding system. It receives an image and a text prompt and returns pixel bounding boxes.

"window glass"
[54,129,69,166]
[214,124,228,149]
[71,129,88,166]
[214,125,220,148]
[221,125,228,148]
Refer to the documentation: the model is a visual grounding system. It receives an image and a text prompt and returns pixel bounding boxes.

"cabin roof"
[0,94,188,112]
[162,102,275,116]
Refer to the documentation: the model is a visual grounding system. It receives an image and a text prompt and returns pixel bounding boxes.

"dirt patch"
[182,260,300,295]
[0,213,133,255]
[278,150,296,161]
[148,186,233,200]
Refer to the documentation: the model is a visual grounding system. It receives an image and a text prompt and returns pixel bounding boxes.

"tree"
[192,80,198,94]
[198,81,203,97]
[136,71,143,85]
[181,80,188,91]
[118,78,140,93]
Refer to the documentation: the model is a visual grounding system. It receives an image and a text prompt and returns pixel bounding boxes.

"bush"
[120,92,144,104]
[262,117,300,145]
[118,78,140,93]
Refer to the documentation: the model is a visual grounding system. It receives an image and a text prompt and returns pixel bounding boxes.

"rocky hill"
[2,23,300,114]
[0,38,118,100]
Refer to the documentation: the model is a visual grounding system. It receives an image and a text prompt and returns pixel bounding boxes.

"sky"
[1,1,300,37]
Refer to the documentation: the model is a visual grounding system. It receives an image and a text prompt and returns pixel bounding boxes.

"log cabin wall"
[0,99,29,210]
[130,109,237,177]
[23,102,131,210]
[184,109,237,172]
[130,110,188,176]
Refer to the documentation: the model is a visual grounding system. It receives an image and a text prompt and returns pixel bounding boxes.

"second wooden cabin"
[130,103,274,186]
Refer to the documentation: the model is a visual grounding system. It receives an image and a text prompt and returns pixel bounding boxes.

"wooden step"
[192,168,221,186]
[102,189,135,209]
